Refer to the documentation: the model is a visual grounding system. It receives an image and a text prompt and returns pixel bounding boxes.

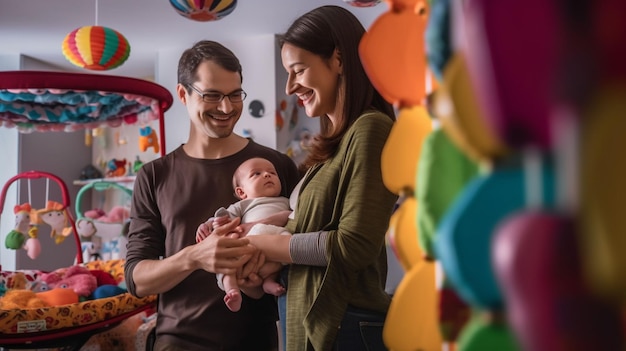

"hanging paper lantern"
[169,0,237,22]
[62,26,130,71]
[343,0,381,7]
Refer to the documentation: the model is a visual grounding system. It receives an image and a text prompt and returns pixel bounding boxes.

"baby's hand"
[212,216,230,229]
[195,220,213,243]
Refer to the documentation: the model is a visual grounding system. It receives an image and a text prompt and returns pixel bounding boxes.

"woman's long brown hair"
[279,5,395,173]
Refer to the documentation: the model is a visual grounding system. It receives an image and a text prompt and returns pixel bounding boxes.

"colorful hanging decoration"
[343,0,382,7]
[169,0,237,22]
[62,26,130,71]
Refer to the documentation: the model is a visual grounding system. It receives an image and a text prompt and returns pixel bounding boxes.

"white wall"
[157,48,188,152]
[0,54,22,271]
[0,128,18,271]
[157,35,280,152]
[229,35,279,149]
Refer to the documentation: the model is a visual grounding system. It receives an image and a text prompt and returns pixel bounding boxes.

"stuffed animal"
[102,206,130,223]
[76,218,97,238]
[84,208,106,220]
[5,204,31,249]
[4,204,41,259]
[40,265,97,298]
[85,206,130,223]
[106,158,128,177]
[139,126,160,153]
[89,269,117,286]
[37,201,73,244]
[0,289,49,309]
[36,288,79,306]
[0,288,79,309]
[88,268,127,299]
[5,272,28,290]
[0,271,46,296]
[81,237,103,262]
[23,234,41,260]
[79,164,103,180]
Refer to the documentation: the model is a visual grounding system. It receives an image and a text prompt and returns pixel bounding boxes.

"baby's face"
[236,158,282,199]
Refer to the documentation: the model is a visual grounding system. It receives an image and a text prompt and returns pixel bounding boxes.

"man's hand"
[192,217,252,275]
[239,250,266,280]
[237,248,265,299]
[238,252,264,299]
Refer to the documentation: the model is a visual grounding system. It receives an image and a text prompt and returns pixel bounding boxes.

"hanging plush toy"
[23,226,41,260]
[76,218,97,238]
[106,158,128,177]
[5,203,31,249]
[138,126,160,153]
[37,201,73,244]
[4,203,41,259]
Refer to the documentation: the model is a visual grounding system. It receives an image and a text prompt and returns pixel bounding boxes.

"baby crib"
[0,173,156,350]
[0,69,171,350]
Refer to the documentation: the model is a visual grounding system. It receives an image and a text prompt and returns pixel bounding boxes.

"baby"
[196,157,291,312]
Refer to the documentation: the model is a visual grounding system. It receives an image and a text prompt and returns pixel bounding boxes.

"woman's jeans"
[279,297,387,351]
[333,305,388,351]
[278,293,288,349]
[278,267,387,351]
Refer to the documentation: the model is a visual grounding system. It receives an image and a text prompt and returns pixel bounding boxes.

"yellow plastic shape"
[384,259,442,351]
[579,86,626,301]
[359,0,428,107]
[437,53,508,164]
[386,196,422,272]
[381,106,433,195]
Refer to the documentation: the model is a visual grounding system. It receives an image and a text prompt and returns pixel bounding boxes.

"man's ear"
[176,83,188,105]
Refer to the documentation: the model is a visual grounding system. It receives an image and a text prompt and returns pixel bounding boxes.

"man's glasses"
[188,85,247,103]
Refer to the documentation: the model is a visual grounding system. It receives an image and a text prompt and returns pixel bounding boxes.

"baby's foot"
[224,289,242,312]
[263,281,286,297]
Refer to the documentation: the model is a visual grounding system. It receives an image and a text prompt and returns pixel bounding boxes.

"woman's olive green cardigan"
[284,111,398,350]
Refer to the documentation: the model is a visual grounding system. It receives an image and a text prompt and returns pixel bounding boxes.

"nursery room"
[1,0,625,351]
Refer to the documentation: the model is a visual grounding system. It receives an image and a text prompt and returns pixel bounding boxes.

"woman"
[230,6,397,350]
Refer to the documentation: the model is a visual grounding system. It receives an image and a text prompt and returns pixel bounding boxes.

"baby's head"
[233,157,282,200]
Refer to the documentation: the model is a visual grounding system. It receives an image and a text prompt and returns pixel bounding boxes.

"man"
[124,40,300,351]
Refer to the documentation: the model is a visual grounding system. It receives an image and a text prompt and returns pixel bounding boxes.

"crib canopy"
[0,71,173,134]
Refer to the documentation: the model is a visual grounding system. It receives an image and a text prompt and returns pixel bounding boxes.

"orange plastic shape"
[360,0,429,107]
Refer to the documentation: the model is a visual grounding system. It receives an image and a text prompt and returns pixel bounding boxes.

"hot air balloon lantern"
[62,26,130,71]
[343,0,382,7]
[169,0,238,22]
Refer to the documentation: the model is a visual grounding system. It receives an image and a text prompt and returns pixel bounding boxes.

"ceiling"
[0,0,387,79]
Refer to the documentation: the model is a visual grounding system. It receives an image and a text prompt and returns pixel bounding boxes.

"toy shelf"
[73,176,136,186]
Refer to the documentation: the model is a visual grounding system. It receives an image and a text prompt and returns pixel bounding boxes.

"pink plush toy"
[85,206,130,223]
[84,208,106,220]
[40,265,97,298]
